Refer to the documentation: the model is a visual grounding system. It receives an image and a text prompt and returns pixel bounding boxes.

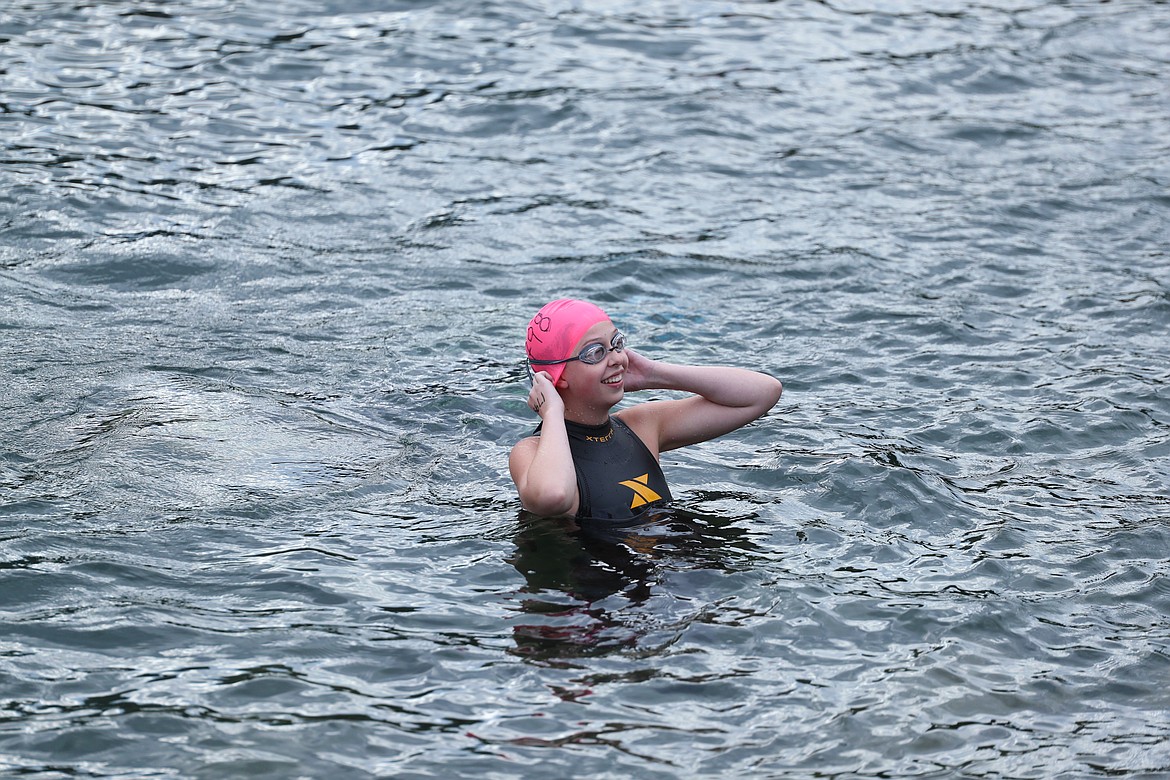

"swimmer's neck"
[563,402,614,427]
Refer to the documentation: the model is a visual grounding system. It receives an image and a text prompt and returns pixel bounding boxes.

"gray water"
[2,1,1169,777]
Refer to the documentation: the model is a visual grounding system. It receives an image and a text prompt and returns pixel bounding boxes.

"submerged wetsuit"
[533,416,672,521]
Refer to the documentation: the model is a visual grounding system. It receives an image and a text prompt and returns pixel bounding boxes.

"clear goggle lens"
[527,331,627,377]
[578,331,626,364]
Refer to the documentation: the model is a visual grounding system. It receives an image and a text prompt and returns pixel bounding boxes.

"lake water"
[2,1,1168,777]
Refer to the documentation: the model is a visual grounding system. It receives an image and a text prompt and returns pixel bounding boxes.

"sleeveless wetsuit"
[533,416,672,521]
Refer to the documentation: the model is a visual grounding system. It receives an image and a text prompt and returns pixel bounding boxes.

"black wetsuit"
[533,416,672,521]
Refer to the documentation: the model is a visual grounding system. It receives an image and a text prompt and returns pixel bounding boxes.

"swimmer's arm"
[509,370,579,517]
[620,352,782,453]
[509,424,578,517]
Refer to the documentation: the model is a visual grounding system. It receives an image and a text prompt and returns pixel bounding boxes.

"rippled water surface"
[3,1,1169,777]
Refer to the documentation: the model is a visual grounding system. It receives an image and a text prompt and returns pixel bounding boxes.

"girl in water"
[510,299,783,521]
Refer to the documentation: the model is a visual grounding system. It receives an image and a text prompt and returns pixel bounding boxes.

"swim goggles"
[529,331,627,367]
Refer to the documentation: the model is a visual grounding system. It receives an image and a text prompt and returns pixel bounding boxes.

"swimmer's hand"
[527,370,565,419]
[621,349,657,393]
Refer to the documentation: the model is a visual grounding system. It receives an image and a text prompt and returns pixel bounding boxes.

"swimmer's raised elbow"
[760,376,783,412]
[520,483,576,518]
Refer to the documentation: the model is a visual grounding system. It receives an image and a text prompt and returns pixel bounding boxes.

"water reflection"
[506,506,758,665]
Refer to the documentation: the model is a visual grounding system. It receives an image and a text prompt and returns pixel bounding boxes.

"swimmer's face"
[560,321,627,394]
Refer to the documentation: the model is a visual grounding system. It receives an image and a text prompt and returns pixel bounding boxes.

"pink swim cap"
[525,299,611,384]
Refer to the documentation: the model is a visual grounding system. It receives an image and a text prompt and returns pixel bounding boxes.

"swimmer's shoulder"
[508,434,541,481]
[510,432,541,455]
[612,405,663,458]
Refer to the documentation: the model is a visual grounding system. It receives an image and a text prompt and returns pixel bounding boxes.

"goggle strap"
[527,331,626,367]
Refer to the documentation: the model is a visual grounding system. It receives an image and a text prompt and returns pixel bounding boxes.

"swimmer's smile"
[602,371,624,386]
